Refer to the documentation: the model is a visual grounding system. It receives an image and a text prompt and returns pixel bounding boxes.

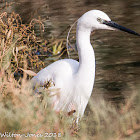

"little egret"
[31,10,140,119]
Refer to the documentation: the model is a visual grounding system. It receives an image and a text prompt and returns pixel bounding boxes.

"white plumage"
[31,10,140,119]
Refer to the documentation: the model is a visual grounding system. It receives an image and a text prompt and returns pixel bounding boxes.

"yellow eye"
[97,17,103,23]
[97,17,101,22]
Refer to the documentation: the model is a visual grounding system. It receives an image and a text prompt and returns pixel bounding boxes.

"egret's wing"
[31,59,79,113]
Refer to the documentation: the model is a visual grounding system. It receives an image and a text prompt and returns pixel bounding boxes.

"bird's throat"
[76,29,95,85]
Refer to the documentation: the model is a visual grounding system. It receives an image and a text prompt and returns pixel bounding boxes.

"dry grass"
[0,70,140,140]
[0,11,65,74]
[0,11,140,140]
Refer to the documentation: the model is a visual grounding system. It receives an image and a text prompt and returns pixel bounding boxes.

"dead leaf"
[7,30,11,40]
[19,68,37,76]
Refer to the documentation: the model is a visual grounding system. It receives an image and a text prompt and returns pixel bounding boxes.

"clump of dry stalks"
[0,11,65,76]
[0,11,140,140]
[0,12,42,71]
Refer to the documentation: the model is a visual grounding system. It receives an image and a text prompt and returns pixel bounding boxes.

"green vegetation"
[0,8,140,140]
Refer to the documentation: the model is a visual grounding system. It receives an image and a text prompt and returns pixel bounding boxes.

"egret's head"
[78,10,112,31]
[77,10,140,36]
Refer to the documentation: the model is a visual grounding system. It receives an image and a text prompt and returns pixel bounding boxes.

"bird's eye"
[97,17,104,23]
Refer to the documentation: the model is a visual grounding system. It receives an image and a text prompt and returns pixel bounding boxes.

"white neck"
[76,27,95,83]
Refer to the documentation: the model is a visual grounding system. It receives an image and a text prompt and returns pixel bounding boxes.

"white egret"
[31,10,140,119]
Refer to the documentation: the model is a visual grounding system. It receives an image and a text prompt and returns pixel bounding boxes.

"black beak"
[103,20,140,36]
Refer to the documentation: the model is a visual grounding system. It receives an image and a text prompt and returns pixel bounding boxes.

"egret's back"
[31,59,79,86]
[31,59,79,113]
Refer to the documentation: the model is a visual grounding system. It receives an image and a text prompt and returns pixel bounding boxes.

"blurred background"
[1,0,140,105]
